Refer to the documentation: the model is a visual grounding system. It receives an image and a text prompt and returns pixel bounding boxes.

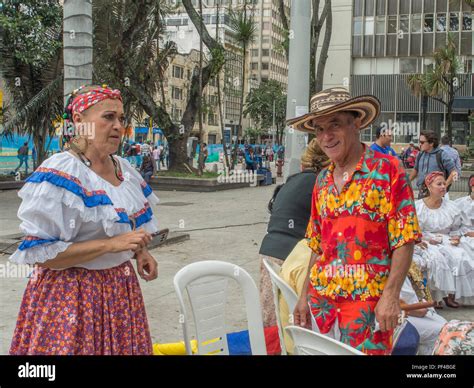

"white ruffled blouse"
[9,151,159,270]
[454,195,474,227]
[415,198,471,238]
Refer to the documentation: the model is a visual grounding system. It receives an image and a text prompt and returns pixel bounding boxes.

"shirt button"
[337,308,341,312]
[338,232,342,236]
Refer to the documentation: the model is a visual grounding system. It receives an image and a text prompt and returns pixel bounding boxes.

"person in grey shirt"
[440,135,462,176]
[409,130,457,198]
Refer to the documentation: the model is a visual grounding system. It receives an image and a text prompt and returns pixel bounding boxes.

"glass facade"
[351,0,474,144]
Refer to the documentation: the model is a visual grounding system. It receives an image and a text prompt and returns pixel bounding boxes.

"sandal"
[434,301,444,309]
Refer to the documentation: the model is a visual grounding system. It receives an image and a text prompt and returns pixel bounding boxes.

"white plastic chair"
[173,260,267,355]
[285,325,366,355]
[263,258,298,355]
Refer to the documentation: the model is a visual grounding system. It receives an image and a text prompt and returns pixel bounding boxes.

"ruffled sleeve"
[10,152,122,265]
[10,194,80,265]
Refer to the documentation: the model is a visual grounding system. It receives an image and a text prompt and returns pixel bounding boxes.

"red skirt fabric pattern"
[10,260,153,355]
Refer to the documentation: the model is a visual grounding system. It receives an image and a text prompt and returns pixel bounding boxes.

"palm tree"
[425,33,466,140]
[407,74,429,133]
[228,1,257,166]
[407,33,467,141]
[1,0,63,166]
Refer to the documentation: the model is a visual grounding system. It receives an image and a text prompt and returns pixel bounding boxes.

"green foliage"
[0,0,63,163]
[244,80,287,138]
[92,0,177,124]
[227,5,257,51]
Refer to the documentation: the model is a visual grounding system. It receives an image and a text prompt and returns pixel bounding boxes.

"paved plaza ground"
[0,178,473,354]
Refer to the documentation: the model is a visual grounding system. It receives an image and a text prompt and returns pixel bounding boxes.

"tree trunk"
[421,94,428,133]
[215,0,230,170]
[197,0,204,175]
[315,0,332,93]
[63,0,93,103]
[232,42,247,167]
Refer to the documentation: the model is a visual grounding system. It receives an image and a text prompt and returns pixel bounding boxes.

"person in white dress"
[400,277,447,355]
[415,171,474,308]
[454,175,474,255]
[9,85,159,355]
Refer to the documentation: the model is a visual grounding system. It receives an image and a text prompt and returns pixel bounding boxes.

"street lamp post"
[283,0,311,181]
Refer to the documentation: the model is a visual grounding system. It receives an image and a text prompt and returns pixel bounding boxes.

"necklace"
[69,150,123,182]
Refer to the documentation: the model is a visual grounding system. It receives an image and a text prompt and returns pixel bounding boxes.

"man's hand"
[293,296,311,329]
[375,293,400,332]
[135,249,158,282]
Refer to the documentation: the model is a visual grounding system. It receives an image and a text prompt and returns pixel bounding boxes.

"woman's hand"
[135,249,158,282]
[107,229,152,253]
[449,236,460,246]
[465,231,474,238]
[428,239,441,245]
[417,241,428,249]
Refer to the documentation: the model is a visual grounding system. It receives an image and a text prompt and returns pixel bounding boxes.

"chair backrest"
[285,325,366,355]
[263,258,299,355]
[173,260,267,355]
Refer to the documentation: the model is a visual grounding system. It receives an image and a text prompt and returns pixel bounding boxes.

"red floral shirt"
[306,144,421,302]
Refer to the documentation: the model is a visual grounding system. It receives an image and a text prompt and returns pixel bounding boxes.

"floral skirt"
[10,260,153,355]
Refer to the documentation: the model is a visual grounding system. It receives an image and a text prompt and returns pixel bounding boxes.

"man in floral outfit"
[288,87,421,355]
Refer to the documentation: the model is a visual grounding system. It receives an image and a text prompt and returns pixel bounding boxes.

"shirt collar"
[328,143,369,175]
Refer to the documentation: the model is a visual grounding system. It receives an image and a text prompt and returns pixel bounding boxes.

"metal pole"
[283,0,311,181]
[272,99,276,145]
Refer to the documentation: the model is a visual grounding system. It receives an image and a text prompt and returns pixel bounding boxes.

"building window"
[353,17,363,35]
[354,0,363,17]
[411,14,422,33]
[437,0,448,13]
[208,134,217,144]
[387,15,397,33]
[365,0,374,16]
[376,0,386,16]
[425,0,435,13]
[375,16,385,34]
[437,13,447,32]
[263,22,270,30]
[463,12,472,30]
[262,62,269,70]
[251,62,258,70]
[365,17,374,35]
[172,65,184,79]
[172,86,183,100]
[387,0,397,15]
[424,14,434,32]
[399,15,409,33]
[252,49,259,57]
[262,49,270,56]
[400,58,418,73]
[449,12,459,31]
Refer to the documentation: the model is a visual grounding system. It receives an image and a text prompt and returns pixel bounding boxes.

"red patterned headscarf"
[68,85,122,115]
[424,171,445,187]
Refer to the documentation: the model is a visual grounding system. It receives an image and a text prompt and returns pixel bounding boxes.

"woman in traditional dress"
[454,174,474,255]
[9,85,159,355]
[415,171,474,308]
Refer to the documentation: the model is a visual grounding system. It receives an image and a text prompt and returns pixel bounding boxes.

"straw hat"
[286,86,380,133]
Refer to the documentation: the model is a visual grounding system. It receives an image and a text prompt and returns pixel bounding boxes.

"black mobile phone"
[151,228,169,244]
